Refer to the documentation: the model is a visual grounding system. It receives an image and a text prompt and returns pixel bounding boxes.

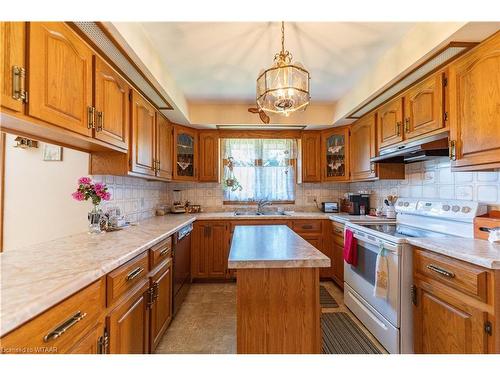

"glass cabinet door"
[176,132,195,178]
[323,127,350,181]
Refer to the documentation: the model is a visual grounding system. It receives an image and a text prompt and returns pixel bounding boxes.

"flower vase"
[88,205,102,234]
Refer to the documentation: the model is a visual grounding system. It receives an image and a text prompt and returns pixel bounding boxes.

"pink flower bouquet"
[72,177,111,206]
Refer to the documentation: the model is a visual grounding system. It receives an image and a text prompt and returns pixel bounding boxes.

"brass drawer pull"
[126,267,144,281]
[43,311,87,342]
[426,264,455,278]
[334,228,343,235]
[96,111,104,132]
[159,248,170,257]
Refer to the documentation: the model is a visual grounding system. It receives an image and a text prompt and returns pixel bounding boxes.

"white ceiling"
[140,22,415,103]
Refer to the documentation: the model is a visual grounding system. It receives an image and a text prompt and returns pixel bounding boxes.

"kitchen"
[1,0,500,371]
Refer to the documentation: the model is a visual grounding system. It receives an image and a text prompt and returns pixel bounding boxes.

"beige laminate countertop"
[408,237,500,270]
[228,225,330,269]
[0,214,196,337]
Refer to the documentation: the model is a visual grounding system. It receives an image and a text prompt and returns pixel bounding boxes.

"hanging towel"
[343,229,358,266]
[374,244,389,299]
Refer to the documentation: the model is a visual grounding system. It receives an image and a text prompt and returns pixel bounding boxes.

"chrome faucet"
[256,199,272,214]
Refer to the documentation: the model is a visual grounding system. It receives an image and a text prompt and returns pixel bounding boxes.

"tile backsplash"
[167,157,500,213]
[92,175,169,221]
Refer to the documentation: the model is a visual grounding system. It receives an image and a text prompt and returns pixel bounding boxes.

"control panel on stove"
[395,198,486,221]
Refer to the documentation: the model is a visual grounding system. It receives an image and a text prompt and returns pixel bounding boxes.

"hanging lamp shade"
[256,22,310,117]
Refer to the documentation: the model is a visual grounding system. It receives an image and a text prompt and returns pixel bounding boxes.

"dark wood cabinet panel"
[198,131,219,182]
[94,56,130,150]
[156,114,173,180]
[301,131,321,182]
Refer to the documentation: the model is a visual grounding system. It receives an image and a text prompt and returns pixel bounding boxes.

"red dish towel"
[343,229,358,266]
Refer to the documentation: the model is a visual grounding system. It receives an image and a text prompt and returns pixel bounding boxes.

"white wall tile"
[476,185,498,203]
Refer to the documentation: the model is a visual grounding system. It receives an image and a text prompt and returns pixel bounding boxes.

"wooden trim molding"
[0,132,5,252]
[218,129,303,139]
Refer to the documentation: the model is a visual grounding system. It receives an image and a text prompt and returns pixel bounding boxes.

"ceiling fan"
[247,107,270,124]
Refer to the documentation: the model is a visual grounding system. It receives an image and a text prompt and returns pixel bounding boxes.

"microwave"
[321,202,339,213]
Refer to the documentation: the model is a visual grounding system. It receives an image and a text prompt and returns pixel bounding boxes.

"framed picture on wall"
[42,144,63,161]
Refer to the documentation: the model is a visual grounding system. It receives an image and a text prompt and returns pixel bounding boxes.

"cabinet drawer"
[107,251,149,306]
[414,248,488,302]
[0,279,105,354]
[149,237,172,269]
[292,220,322,233]
[332,222,344,238]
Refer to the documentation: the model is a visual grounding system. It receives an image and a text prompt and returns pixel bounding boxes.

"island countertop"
[228,225,331,269]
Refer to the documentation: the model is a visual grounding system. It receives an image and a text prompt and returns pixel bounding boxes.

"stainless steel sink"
[233,211,289,216]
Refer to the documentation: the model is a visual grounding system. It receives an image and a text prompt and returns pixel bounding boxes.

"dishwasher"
[172,223,193,316]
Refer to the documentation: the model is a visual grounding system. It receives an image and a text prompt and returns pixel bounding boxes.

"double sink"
[233,211,289,216]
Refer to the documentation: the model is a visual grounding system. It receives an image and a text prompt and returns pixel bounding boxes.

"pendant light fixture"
[256,21,311,117]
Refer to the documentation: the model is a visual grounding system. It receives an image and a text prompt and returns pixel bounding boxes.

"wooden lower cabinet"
[67,323,105,354]
[332,222,345,288]
[149,259,173,352]
[412,247,497,353]
[192,221,231,280]
[106,279,150,354]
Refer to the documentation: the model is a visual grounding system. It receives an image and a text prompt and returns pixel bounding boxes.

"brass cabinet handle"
[370,162,376,174]
[404,118,410,133]
[396,121,402,136]
[43,311,87,342]
[153,281,159,301]
[12,66,27,102]
[449,140,456,161]
[126,267,144,281]
[334,228,343,235]
[87,106,96,129]
[426,264,455,278]
[96,111,103,132]
[159,247,170,257]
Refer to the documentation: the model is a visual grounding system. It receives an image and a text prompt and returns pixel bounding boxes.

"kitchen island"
[228,225,330,354]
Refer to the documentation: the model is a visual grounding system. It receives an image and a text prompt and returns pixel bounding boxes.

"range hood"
[371,132,450,164]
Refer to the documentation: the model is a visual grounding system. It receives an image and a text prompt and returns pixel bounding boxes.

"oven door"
[344,232,400,327]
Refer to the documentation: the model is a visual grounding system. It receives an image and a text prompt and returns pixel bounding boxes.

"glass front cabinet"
[173,125,198,181]
[321,126,350,182]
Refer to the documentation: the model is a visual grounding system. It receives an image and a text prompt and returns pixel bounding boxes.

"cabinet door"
[150,260,172,352]
[173,125,197,181]
[107,280,149,354]
[0,22,25,112]
[449,33,500,169]
[404,72,444,139]
[350,114,376,181]
[67,323,103,354]
[28,22,93,136]
[191,223,209,278]
[301,131,321,182]
[198,131,219,182]
[208,223,229,278]
[156,114,173,180]
[377,96,404,149]
[322,126,350,182]
[332,241,344,288]
[94,56,130,150]
[130,90,156,176]
[413,286,488,354]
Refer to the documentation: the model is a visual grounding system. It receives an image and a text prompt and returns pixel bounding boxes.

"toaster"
[321,202,339,213]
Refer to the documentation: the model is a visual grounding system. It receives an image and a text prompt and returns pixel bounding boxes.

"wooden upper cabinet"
[130,90,156,176]
[156,114,173,180]
[377,96,404,149]
[28,22,93,137]
[403,72,445,139]
[350,114,376,181]
[449,32,500,170]
[173,125,198,181]
[301,131,321,182]
[94,56,130,150]
[198,131,219,182]
[321,126,350,182]
[1,22,26,113]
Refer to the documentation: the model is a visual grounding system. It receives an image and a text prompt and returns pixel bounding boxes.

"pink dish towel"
[343,229,358,267]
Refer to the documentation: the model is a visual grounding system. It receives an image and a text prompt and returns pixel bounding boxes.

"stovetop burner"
[360,224,452,239]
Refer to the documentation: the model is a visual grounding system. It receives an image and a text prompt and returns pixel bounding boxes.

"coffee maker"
[348,193,370,216]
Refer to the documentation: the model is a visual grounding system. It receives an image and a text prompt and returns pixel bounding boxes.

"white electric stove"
[343,198,487,354]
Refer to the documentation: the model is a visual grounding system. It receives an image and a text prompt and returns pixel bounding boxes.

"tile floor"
[155,280,386,354]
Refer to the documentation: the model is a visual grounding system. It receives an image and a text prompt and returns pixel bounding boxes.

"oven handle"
[347,291,388,330]
[353,233,397,254]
